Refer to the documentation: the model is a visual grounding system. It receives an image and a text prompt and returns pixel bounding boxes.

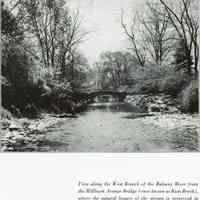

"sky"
[68,0,146,66]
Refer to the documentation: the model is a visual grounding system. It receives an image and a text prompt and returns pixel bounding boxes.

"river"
[42,101,199,152]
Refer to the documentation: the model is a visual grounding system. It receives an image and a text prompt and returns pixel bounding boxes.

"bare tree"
[94,51,136,89]
[159,0,199,75]
[121,11,147,67]
[18,0,87,79]
[58,11,87,79]
[141,2,172,65]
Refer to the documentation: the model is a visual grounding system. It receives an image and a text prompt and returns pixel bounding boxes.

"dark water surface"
[43,102,199,152]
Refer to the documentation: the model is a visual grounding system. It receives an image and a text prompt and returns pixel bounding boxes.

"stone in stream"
[167,106,179,113]
[148,104,161,112]
[28,123,47,133]
[9,122,22,131]
[19,119,31,130]
[53,113,78,118]
[28,123,38,131]
[1,120,11,129]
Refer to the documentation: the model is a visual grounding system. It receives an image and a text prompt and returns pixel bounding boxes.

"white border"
[0,1,200,200]
[0,153,200,200]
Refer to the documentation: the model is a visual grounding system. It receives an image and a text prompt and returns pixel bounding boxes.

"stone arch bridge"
[72,90,128,103]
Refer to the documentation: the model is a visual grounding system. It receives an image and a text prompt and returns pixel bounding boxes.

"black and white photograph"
[1,0,199,152]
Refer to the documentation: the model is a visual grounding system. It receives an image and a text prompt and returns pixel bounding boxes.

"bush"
[181,79,199,113]
[128,64,182,94]
[158,73,190,96]
[133,79,160,94]
[129,64,174,81]
[128,72,191,97]
[1,107,13,120]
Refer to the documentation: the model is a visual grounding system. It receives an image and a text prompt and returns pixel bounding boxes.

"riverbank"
[1,107,199,152]
[125,94,199,149]
[0,92,199,152]
[125,93,181,113]
[0,114,66,151]
[141,114,200,151]
[141,113,200,130]
[124,75,198,113]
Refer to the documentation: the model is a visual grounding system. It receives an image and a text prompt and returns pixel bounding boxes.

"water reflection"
[88,102,143,113]
[93,95,117,103]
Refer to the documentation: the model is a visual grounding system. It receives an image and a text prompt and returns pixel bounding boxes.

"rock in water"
[9,122,22,131]
[56,113,78,118]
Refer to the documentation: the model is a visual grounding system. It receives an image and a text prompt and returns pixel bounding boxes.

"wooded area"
[2,0,91,118]
[93,0,199,113]
[1,0,199,119]
[1,0,199,152]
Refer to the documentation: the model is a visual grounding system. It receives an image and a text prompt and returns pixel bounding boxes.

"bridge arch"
[82,90,128,102]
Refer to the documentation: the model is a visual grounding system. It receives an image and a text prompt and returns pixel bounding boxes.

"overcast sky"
[68,0,146,65]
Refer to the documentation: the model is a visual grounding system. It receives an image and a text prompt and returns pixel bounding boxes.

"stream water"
[42,101,199,152]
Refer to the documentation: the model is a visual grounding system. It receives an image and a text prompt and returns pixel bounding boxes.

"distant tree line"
[93,51,138,90]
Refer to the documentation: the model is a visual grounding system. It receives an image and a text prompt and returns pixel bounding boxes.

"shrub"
[138,79,160,94]
[159,73,190,96]
[1,107,13,120]
[128,64,180,94]
[181,79,199,113]
[129,71,191,96]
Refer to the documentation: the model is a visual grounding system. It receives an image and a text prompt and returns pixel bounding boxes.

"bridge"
[72,89,128,102]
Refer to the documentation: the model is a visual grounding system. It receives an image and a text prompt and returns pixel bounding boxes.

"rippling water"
[43,102,199,152]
